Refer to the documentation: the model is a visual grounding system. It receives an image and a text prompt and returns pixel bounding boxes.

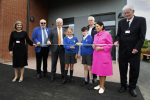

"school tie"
[43,28,47,44]
[127,21,130,28]
[58,28,61,46]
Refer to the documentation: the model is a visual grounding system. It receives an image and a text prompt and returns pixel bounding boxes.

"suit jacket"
[32,27,51,53]
[48,27,67,52]
[115,16,146,57]
[87,25,97,41]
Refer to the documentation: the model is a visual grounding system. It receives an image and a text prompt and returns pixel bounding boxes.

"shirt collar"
[41,27,46,30]
[68,36,73,39]
[57,27,62,30]
[127,15,134,23]
[83,34,88,40]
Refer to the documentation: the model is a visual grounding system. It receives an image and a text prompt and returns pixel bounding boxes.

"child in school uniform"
[76,27,93,90]
[61,28,79,85]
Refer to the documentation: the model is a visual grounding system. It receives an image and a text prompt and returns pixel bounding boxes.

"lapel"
[55,27,58,39]
[39,27,42,40]
[130,16,137,28]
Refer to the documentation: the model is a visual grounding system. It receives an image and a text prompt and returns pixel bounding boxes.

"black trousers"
[119,53,140,89]
[36,47,49,75]
[51,45,65,78]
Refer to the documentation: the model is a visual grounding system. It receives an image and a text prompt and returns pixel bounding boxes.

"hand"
[47,41,51,45]
[114,41,119,47]
[76,43,83,45]
[80,57,82,62]
[92,44,95,49]
[75,54,78,59]
[37,42,41,45]
[70,47,75,49]
[33,43,37,47]
[132,49,138,54]
[9,51,12,56]
[96,47,101,51]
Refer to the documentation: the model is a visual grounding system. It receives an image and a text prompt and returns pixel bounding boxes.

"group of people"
[9,5,146,97]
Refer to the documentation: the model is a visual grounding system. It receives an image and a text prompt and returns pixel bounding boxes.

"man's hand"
[9,51,12,56]
[37,42,41,45]
[47,41,51,45]
[132,49,138,54]
[75,54,78,59]
[33,43,37,47]
[70,47,75,49]
[114,41,119,47]
[76,43,83,45]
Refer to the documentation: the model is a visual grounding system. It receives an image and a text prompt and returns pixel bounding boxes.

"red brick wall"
[28,0,49,58]
[0,0,49,63]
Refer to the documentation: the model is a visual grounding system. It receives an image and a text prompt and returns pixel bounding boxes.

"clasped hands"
[114,41,138,54]
[92,45,103,51]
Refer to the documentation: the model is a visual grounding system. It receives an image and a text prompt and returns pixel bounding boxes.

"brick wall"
[0,0,49,63]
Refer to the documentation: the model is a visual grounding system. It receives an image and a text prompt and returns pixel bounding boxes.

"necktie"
[127,21,130,28]
[43,28,47,44]
[58,28,61,46]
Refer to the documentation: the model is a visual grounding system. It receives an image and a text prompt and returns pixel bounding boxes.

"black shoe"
[70,79,75,84]
[88,83,93,90]
[61,80,66,85]
[37,74,41,79]
[129,89,137,97]
[118,87,127,93]
[50,77,55,83]
[62,75,64,78]
[44,73,49,77]
[80,81,88,86]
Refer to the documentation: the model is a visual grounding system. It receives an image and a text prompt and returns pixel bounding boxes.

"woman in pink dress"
[92,22,113,94]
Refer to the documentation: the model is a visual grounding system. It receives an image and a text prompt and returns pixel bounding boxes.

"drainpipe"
[26,0,30,58]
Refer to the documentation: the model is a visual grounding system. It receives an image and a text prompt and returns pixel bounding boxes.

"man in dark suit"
[47,18,67,82]
[32,19,50,79]
[114,5,146,97]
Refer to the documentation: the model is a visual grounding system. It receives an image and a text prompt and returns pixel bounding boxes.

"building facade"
[0,0,126,63]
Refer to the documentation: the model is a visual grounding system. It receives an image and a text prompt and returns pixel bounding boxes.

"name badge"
[125,30,130,34]
[16,41,20,43]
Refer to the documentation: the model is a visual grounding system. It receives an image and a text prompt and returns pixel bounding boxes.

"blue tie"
[43,28,47,44]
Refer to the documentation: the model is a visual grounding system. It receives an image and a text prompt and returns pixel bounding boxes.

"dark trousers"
[36,47,49,75]
[51,45,65,78]
[119,53,140,89]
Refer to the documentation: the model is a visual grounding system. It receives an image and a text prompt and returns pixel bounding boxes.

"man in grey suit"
[47,18,67,82]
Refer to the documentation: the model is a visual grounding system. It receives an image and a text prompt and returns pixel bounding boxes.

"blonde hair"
[65,28,73,36]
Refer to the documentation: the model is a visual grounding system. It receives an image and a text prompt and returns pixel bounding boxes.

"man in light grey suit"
[47,18,67,82]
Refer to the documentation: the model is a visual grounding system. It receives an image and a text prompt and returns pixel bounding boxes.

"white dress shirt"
[57,27,63,44]
[68,36,73,39]
[88,25,94,35]
[127,16,134,27]
[83,34,88,40]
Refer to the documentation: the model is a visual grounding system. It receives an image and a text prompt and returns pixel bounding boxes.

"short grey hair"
[122,5,134,11]
[56,18,63,23]
[14,21,23,30]
[88,16,95,21]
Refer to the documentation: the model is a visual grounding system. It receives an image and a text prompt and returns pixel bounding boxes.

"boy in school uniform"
[76,27,93,90]
[61,28,79,85]
[77,27,93,89]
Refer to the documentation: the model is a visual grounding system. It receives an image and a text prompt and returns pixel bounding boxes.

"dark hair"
[81,27,88,32]
[96,21,105,30]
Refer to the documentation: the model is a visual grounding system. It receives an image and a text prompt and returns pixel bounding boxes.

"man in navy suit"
[114,5,146,97]
[32,19,50,79]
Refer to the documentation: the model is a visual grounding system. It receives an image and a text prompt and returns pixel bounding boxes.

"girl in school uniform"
[76,27,93,90]
[61,28,79,85]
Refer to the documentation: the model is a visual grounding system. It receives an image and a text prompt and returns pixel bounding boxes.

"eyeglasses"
[41,23,46,24]
[88,20,93,21]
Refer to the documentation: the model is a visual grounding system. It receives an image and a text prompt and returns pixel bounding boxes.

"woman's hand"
[92,44,95,49]
[33,43,37,47]
[96,47,103,51]
[76,43,83,45]
[75,54,78,59]
[9,51,13,56]
[37,42,41,45]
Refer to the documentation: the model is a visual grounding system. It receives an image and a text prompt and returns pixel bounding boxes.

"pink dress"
[92,30,113,76]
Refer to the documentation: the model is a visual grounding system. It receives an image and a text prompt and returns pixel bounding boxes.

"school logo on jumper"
[47,29,48,31]
[86,39,88,42]
[72,40,75,43]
